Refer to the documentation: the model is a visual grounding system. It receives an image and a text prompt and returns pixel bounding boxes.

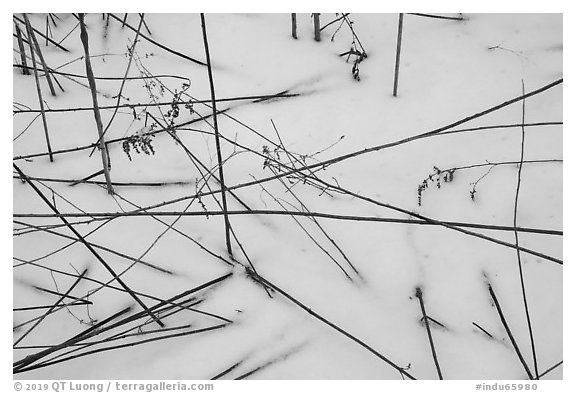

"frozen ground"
[12,13,562,380]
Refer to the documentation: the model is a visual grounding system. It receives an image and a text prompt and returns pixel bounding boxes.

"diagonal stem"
[488,283,534,379]
[415,287,443,379]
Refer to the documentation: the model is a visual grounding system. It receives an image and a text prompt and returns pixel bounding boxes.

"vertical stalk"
[393,13,404,97]
[23,14,56,96]
[200,13,233,258]
[14,23,30,75]
[24,16,53,162]
[79,13,114,195]
[313,13,320,41]
[291,13,297,39]
[514,80,539,379]
[45,15,49,46]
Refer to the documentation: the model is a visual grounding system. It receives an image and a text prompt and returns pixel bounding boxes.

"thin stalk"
[254,273,417,380]
[79,13,114,195]
[15,23,30,75]
[393,13,404,97]
[313,13,321,41]
[472,322,493,338]
[211,359,244,380]
[31,286,92,304]
[14,301,87,312]
[70,169,105,186]
[488,283,534,379]
[13,174,190,188]
[107,13,206,66]
[13,210,562,237]
[538,361,562,379]
[291,13,297,39]
[200,13,233,258]
[24,14,56,96]
[45,15,49,45]
[408,13,464,21]
[13,15,69,52]
[23,15,53,162]
[415,287,443,379]
[140,13,152,35]
[514,80,539,378]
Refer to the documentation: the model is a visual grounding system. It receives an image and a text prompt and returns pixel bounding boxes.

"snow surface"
[12,13,562,380]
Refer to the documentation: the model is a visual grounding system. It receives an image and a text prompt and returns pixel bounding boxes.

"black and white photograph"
[10,6,566,387]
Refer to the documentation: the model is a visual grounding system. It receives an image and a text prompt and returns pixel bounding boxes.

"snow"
[11,12,562,381]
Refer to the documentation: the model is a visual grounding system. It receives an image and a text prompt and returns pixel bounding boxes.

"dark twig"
[393,13,404,97]
[13,15,70,52]
[14,210,562,238]
[408,13,465,21]
[415,287,443,379]
[31,285,92,305]
[23,14,53,162]
[488,283,534,379]
[211,359,245,380]
[254,274,417,380]
[24,14,56,96]
[15,22,30,75]
[108,13,206,66]
[472,322,493,338]
[69,169,105,187]
[139,13,152,35]
[538,360,563,379]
